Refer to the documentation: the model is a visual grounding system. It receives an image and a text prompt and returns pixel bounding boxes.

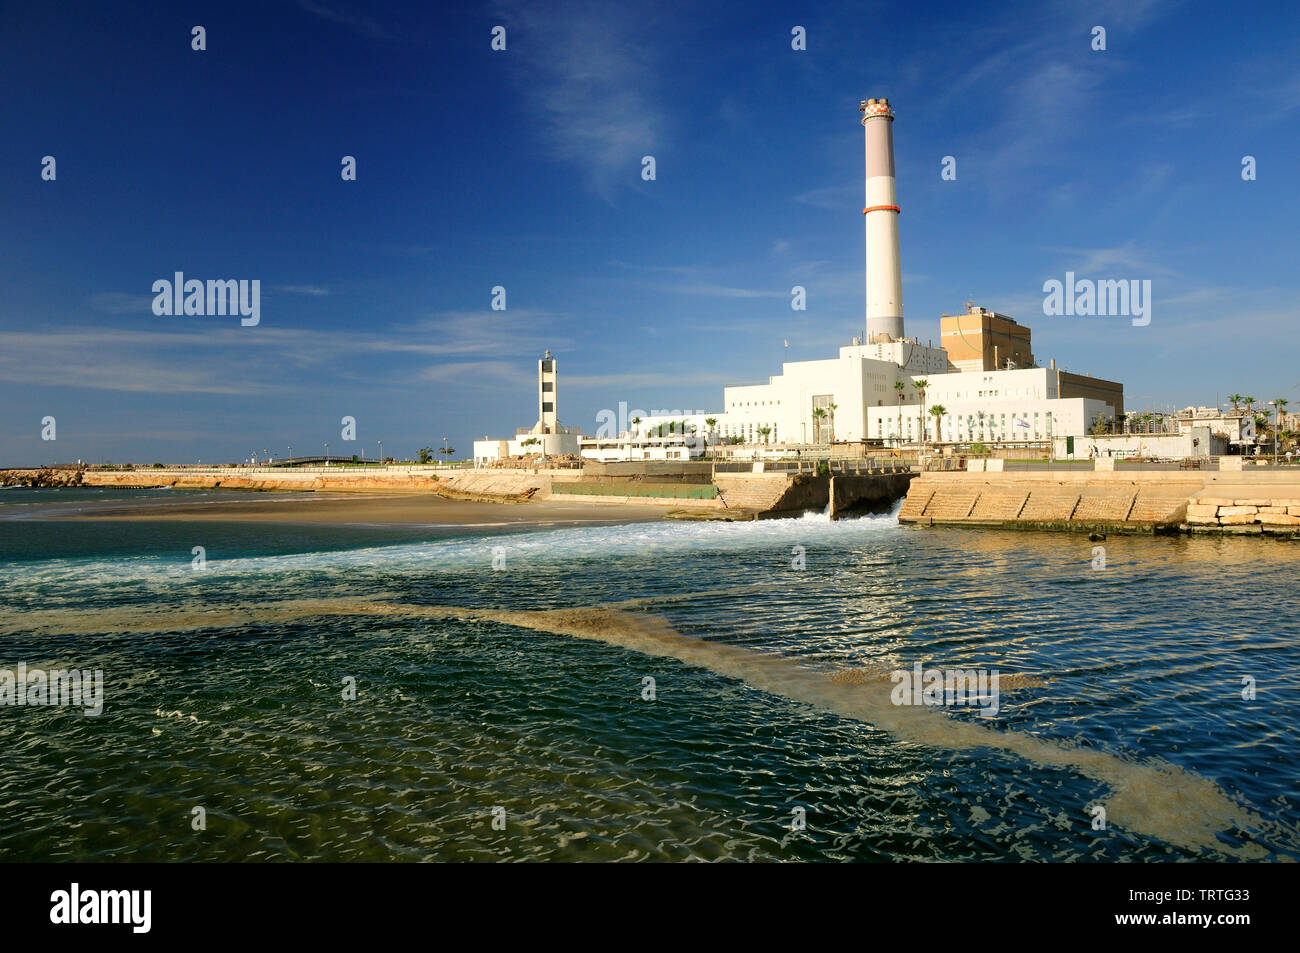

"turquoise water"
[1,487,1297,861]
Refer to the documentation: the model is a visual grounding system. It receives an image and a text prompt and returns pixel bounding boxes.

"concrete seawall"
[899,469,1300,537]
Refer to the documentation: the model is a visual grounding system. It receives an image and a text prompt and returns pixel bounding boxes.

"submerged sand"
[5,595,1272,858]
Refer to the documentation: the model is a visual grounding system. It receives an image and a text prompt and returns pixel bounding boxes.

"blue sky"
[2,0,1297,464]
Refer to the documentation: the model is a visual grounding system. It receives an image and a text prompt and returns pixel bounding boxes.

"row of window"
[722,422,778,442]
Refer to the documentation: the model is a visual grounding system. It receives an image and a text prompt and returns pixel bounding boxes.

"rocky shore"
[0,467,84,488]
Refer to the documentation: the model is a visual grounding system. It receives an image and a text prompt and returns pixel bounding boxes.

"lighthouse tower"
[860,98,904,343]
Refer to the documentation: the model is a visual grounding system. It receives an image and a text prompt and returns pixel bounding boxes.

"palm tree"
[1227,393,1242,412]
[631,416,641,436]
[811,406,827,444]
[1244,396,1257,416]
[704,417,717,437]
[758,426,772,444]
[416,447,433,464]
[914,379,929,443]
[929,404,946,444]
[826,402,838,443]
[893,380,905,446]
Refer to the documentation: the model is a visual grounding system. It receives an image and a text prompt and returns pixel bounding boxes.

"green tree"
[416,447,434,463]
[811,406,827,443]
[1227,393,1242,412]
[929,404,946,444]
[758,425,772,444]
[914,379,929,444]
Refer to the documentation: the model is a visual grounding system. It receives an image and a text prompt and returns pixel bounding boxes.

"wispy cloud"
[793,185,856,211]
[296,0,396,41]
[419,360,532,387]
[275,285,331,297]
[88,292,154,315]
[1048,242,1180,278]
[499,1,666,197]
[0,309,567,396]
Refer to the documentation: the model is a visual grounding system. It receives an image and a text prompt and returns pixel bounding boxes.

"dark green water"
[1,488,1296,861]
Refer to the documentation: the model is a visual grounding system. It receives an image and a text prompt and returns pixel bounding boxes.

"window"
[541,382,553,392]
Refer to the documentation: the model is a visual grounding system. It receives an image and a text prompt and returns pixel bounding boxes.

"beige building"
[940,305,1034,372]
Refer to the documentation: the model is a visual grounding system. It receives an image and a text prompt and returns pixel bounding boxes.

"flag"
[1015,419,1029,429]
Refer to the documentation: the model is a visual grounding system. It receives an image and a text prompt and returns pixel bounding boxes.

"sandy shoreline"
[47,491,669,527]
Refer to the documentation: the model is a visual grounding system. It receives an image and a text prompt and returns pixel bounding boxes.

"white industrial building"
[475,98,1126,466]
[580,99,1124,460]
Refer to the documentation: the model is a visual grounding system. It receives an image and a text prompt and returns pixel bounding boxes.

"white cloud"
[499,1,666,197]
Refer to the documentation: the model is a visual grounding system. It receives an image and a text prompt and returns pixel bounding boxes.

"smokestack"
[860,98,903,343]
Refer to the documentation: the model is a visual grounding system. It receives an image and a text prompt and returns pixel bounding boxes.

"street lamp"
[324,442,329,466]
[1269,401,1279,465]
[378,440,383,465]
[288,444,293,463]
[442,436,448,464]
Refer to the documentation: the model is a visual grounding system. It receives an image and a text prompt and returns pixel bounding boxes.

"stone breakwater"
[0,467,84,487]
[900,469,1300,538]
[76,466,545,503]
[1185,487,1300,534]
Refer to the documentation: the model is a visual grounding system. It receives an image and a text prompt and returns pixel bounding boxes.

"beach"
[38,490,669,528]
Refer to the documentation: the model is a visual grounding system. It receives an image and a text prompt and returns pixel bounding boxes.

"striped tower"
[860,98,904,343]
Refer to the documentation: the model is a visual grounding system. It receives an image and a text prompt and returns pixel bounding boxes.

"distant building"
[1173,406,1255,446]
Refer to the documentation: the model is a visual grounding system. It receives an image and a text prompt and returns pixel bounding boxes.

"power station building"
[621,97,1124,455]
[473,97,1125,466]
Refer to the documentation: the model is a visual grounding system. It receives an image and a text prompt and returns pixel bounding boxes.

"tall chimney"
[860,98,903,343]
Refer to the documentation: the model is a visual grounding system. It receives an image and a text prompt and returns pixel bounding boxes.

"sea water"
[0,488,1296,861]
